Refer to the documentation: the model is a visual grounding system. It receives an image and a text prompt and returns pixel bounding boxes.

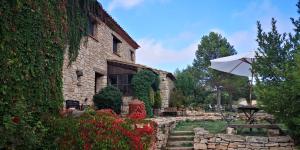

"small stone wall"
[152,118,177,149]
[150,114,222,149]
[194,128,294,150]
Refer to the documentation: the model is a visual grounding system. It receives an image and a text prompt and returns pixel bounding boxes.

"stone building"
[62,2,175,113]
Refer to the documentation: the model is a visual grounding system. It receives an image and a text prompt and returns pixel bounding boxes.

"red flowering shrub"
[58,109,156,150]
[127,99,147,120]
[127,112,146,120]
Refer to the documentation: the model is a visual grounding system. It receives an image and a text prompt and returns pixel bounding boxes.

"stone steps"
[167,140,193,146]
[166,147,194,150]
[171,131,194,136]
[168,135,194,141]
[166,130,194,150]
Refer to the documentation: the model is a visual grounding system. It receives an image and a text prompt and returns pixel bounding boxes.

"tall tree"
[253,1,300,139]
[193,32,248,107]
[193,32,236,86]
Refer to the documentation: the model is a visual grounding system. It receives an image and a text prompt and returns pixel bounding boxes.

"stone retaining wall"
[150,114,222,149]
[194,128,294,150]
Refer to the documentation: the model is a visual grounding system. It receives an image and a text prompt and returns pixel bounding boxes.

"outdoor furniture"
[238,105,260,124]
[65,100,80,110]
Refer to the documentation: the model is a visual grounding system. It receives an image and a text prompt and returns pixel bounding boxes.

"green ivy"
[131,70,160,117]
[0,0,96,148]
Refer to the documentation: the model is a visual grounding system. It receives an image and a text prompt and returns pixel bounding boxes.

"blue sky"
[100,0,298,73]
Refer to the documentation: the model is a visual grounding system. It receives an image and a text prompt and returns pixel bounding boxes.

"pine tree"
[253,2,300,139]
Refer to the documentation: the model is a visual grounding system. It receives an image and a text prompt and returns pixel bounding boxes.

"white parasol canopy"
[210,51,256,77]
[210,51,257,104]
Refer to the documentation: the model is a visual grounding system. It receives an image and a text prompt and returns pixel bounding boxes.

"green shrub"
[93,86,123,114]
[149,88,155,107]
[153,91,162,109]
[132,70,159,117]
[169,89,186,107]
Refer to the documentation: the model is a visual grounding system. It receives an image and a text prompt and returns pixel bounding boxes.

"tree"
[192,32,248,108]
[253,1,300,139]
[193,32,236,86]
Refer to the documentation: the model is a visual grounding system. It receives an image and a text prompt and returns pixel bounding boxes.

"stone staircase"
[166,130,194,150]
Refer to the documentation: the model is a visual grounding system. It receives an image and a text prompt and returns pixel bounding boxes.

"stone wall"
[121,96,133,115]
[194,128,295,150]
[62,17,136,105]
[152,118,177,149]
[158,71,175,110]
[150,115,222,149]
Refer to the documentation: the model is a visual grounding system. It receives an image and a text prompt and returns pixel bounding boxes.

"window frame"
[112,35,121,55]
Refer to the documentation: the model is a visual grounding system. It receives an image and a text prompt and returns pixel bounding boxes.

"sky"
[100,0,298,73]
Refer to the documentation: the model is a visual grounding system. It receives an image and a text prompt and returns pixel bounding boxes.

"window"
[113,35,121,54]
[130,50,135,61]
[87,17,96,36]
[108,74,133,96]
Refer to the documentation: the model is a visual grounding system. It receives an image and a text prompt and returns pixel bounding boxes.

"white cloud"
[136,38,197,72]
[108,0,144,11]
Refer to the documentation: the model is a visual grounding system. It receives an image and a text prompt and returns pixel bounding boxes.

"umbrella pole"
[249,71,253,105]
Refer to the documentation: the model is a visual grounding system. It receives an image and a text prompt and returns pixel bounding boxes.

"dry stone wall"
[194,128,295,150]
[150,114,222,149]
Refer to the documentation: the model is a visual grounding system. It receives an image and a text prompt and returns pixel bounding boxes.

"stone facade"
[62,4,175,111]
[158,71,175,110]
[62,16,136,105]
[194,128,295,150]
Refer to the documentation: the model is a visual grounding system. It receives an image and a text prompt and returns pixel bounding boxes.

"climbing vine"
[0,0,96,148]
[131,70,161,117]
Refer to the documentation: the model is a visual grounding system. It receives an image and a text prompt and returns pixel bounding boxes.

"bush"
[93,85,123,114]
[153,91,162,109]
[169,89,191,108]
[54,109,156,150]
[132,70,160,117]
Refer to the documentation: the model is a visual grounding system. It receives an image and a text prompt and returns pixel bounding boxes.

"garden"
[1,0,300,149]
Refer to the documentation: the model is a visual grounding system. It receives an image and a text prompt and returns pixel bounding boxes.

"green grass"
[173,119,273,136]
[174,120,227,133]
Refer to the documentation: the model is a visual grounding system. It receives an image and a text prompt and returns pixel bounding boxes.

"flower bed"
[57,109,156,150]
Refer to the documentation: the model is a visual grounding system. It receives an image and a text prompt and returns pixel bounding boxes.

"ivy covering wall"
[131,70,161,117]
[0,0,96,148]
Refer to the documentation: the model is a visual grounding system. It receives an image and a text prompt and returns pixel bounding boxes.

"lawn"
[173,120,227,133]
[173,119,272,136]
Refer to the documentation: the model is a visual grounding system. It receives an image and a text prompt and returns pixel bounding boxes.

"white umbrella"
[210,51,255,77]
[210,51,257,104]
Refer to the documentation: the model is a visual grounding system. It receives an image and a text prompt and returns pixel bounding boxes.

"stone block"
[194,143,207,150]
[204,134,214,138]
[228,142,238,148]
[265,143,279,147]
[269,136,291,143]
[226,127,237,135]
[215,144,228,150]
[250,143,264,147]
[218,134,245,142]
[208,137,216,142]
[238,144,246,148]
[200,139,208,144]
[207,143,216,149]
[268,129,280,136]
[246,136,268,143]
